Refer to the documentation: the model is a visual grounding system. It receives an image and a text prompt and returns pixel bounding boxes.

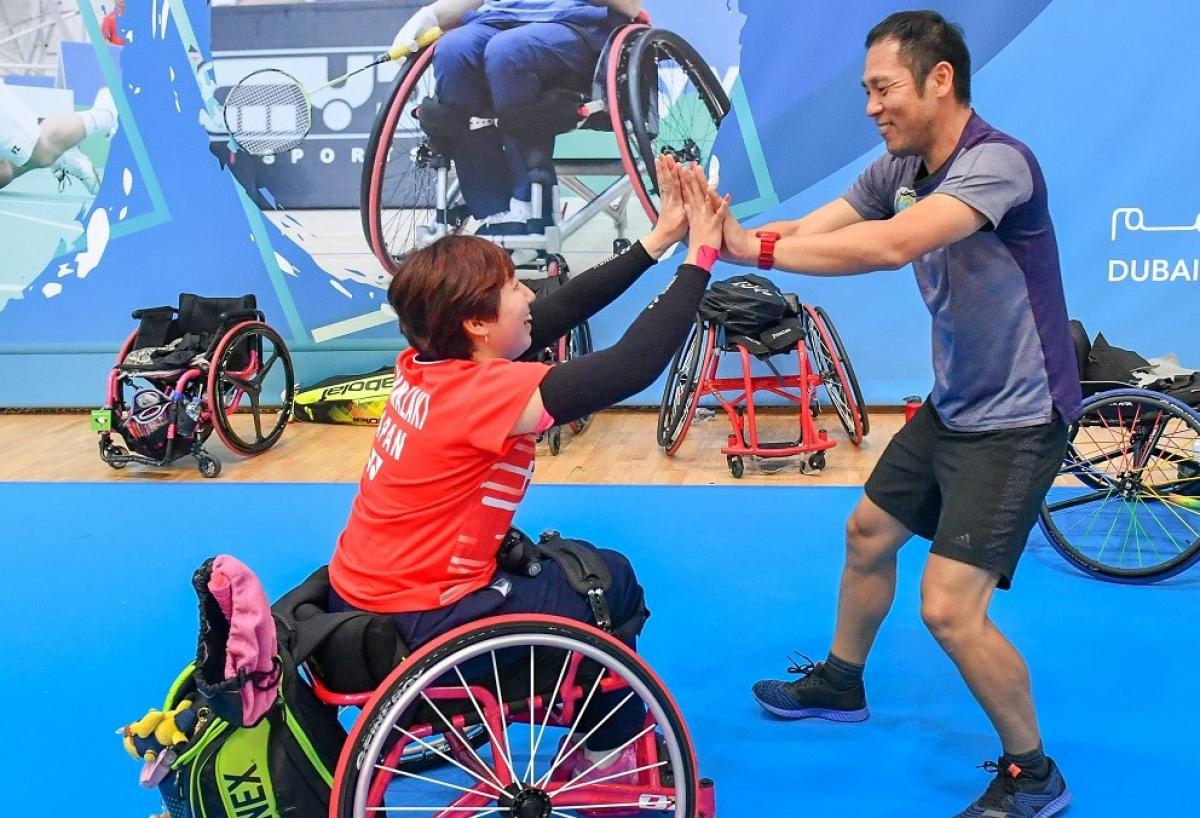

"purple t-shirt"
[843,112,1082,431]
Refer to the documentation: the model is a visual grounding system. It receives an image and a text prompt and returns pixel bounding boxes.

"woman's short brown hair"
[387,236,515,360]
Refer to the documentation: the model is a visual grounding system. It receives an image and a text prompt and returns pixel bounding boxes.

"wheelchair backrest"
[178,293,257,337]
[272,566,409,695]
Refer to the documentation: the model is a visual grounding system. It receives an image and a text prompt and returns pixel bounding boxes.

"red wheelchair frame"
[658,304,869,478]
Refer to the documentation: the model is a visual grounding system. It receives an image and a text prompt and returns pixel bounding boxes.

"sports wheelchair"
[657,280,868,478]
[275,566,717,818]
[96,294,294,478]
[360,16,730,274]
[1037,320,1200,583]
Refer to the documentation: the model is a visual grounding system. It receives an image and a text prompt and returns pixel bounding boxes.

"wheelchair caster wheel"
[196,454,222,479]
[800,452,826,475]
[547,427,562,456]
[727,455,744,478]
[102,444,128,469]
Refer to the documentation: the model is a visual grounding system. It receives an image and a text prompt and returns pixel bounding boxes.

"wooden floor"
[0,407,905,485]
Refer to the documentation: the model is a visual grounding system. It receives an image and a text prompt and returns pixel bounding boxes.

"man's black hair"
[866,10,971,103]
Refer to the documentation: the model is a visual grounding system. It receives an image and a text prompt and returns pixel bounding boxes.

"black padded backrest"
[131,306,179,350]
[272,566,409,694]
[177,293,257,337]
[1069,319,1090,381]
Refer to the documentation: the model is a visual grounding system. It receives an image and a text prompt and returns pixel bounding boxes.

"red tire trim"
[606,24,655,222]
[367,46,438,275]
[804,305,864,444]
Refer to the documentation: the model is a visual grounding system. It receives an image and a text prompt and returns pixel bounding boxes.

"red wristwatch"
[755,230,780,270]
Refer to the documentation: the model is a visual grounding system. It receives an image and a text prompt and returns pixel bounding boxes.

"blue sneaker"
[953,758,1071,818]
[750,655,869,722]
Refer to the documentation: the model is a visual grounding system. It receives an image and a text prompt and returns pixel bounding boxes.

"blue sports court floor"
[4,482,1196,815]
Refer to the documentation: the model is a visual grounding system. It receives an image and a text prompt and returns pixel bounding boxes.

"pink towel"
[207,555,279,725]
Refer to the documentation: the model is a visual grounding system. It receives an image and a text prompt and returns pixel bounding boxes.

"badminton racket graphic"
[223,27,442,156]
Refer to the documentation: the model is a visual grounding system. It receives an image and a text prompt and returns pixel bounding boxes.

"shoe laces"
[974,760,1021,806]
[783,652,825,688]
[55,168,71,193]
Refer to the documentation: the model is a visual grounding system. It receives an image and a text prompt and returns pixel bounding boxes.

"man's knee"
[844,505,906,571]
[919,585,982,651]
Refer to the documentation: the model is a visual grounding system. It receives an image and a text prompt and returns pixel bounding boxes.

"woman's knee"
[597,548,645,631]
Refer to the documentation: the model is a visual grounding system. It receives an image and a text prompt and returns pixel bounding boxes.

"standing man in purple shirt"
[719,11,1080,818]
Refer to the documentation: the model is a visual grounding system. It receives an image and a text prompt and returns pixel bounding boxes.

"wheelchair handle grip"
[386,26,443,62]
[218,308,263,323]
[131,306,177,320]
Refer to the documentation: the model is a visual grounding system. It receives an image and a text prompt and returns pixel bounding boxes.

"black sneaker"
[952,758,1071,818]
[750,654,869,721]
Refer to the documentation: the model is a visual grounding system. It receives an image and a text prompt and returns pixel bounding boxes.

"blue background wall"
[1,0,1197,406]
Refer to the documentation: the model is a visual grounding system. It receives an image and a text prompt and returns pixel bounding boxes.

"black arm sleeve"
[538,264,710,425]
[526,241,656,351]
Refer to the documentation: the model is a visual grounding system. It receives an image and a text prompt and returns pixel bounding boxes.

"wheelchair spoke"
[374,763,496,801]
[556,758,668,795]
[366,808,502,814]
[550,805,656,816]
[548,720,652,796]
[390,723,508,798]
[528,647,575,784]
[453,662,519,786]
[491,649,518,784]
[417,691,509,793]
[537,667,610,788]
[528,646,537,784]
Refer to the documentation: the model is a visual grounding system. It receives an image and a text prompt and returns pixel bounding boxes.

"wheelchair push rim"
[1039,389,1200,582]
[206,320,294,456]
[613,28,731,221]
[331,615,702,818]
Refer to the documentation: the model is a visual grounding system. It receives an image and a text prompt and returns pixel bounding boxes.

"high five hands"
[678,160,730,266]
[643,154,730,263]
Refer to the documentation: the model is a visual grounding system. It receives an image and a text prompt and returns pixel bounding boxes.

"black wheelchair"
[1038,320,1200,582]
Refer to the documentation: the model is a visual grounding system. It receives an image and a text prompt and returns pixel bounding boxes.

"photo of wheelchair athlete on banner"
[389,0,644,234]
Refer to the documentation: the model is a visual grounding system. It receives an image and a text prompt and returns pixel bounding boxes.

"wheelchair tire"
[330,614,703,818]
[206,321,294,457]
[565,319,594,436]
[363,44,468,274]
[657,317,709,454]
[1038,388,1200,583]
[612,28,731,221]
[803,305,868,445]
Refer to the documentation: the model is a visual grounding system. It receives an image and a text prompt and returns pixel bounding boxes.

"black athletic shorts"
[864,399,1068,589]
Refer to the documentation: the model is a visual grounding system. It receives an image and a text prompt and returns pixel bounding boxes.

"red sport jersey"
[330,348,549,612]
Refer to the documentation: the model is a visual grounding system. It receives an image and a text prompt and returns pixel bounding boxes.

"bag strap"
[535,532,614,632]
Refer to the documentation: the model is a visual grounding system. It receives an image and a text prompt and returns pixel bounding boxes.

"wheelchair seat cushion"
[272,566,409,694]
